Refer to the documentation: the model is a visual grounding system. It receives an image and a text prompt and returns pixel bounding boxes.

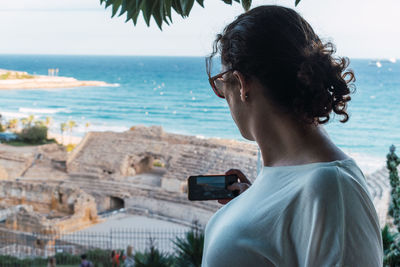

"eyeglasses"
[208,70,232,99]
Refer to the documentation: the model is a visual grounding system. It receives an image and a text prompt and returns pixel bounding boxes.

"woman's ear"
[233,71,249,102]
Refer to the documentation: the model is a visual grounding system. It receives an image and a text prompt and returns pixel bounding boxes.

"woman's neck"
[253,115,348,167]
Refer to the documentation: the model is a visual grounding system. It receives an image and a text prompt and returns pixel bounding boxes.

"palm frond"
[101,0,303,29]
[173,225,204,267]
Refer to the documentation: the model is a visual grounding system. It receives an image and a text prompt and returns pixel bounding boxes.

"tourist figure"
[124,245,135,267]
[47,257,56,267]
[120,250,126,261]
[111,250,120,267]
[80,254,93,267]
[111,250,115,266]
[202,5,383,267]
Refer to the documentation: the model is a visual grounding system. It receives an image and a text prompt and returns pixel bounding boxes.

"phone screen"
[188,175,238,201]
[197,176,226,188]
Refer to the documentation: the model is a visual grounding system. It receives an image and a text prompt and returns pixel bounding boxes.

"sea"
[0,55,399,173]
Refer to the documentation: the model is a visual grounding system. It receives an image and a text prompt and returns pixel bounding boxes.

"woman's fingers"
[227,182,250,194]
[217,182,250,205]
[225,169,251,185]
[217,169,251,205]
[218,199,231,205]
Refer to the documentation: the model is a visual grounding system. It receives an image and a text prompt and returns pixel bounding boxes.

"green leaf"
[143,0,160,27]
[111,0,122,17]
[173,228,204,267]
[105,0,114,8]
[181,0,195,16]
[164,0,173,24]
[295,0,301,6]
[141,1,153,26]
[119,0,128,16]
[195,0,204,7]
[136,0,144,10]
[102,0,256,29]
[131,10,141,25]
[172,0,184,17]
[125,0,138,22]
[153,0,163,29]
[241,0,251,10]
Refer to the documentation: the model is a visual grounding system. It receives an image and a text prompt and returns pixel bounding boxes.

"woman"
[202,5,383,267]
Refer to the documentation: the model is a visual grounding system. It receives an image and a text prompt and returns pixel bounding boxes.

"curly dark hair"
[206,5,355,124]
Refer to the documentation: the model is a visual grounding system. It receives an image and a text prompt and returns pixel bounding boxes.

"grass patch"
[0,71,34,80]
[153,159,165,168]
[3,138,57,146]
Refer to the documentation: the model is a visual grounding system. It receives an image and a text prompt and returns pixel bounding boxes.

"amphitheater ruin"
[0,125,391,255]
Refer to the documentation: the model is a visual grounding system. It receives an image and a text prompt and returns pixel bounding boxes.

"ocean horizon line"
[0,53,395,61]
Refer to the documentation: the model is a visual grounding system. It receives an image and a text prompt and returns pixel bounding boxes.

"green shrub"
[0,254,47,266]
[0,72,11,80]
[55,249,114,266]
[0,123,5,132]
[55,252,81,265]
[0,249,117,266]
[0,71,33,80]
[153,160,165,168]
[134,239,174,267]
[173,225,204,267]
[383,145,400,266]
[18,125,48,144]
[16,72,34,79]
[86,248,113,267]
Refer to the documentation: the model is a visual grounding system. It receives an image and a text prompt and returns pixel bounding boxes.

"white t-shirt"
[202,158,383,267]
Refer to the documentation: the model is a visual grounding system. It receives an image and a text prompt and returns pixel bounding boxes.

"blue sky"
[0,0,399,58]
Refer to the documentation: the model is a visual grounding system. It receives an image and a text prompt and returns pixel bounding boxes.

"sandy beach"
[0,69,109,89]
[48,132,83,145]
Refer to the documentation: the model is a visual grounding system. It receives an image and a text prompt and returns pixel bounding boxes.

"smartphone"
[187,174,239,201]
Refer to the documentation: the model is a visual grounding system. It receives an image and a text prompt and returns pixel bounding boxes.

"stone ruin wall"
[0,126,260,230]
[0,143,68,181]
[67,126,259,192]
[60,126,261,227]
[0,125,391,229]
[0,181,99,233]
[0,147,35,180]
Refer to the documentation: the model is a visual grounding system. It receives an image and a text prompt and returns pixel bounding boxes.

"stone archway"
[122,154,154,176]
[109,196,124,210]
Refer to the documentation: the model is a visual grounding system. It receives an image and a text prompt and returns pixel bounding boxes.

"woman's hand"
[218,169,251,205]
